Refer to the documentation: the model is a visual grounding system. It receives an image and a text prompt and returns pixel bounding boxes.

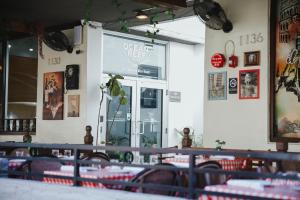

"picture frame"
[208,71,227,100]
[269,0,300,142]
[67,95,80,117]
[244,51,260,66]
[239,69,260,100]
[43,71,64,120]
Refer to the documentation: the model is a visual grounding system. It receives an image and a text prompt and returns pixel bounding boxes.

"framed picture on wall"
[43,71,64,120]
[270,0,300,142]
[244,51,260,66]
[67,95,80,117]
[239,69,260,100]
[208,72,227,100]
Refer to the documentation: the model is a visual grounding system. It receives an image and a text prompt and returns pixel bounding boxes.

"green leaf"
[120,96,128,105]
[120,89,126,97]
[111,84,121,96]
[115,75,124,80]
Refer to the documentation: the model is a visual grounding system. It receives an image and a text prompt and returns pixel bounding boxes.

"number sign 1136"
[240,33,264,46]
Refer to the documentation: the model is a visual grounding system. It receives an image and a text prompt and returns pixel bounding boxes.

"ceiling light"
[29,48,34,52]
[136,10,148,20]
[8,44,11,48]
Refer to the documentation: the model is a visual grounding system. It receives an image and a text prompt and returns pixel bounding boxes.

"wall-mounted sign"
[48,57,61,65]
[228,78,238,94]
[169,91,181,103]
[138,65,160,79]
[211,53,226,68]
[123,42,153,63]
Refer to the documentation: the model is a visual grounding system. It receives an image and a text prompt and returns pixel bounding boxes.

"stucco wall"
[203,0,300,151]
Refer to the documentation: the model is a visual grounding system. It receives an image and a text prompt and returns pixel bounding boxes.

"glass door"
[102,77,168,157]
[101,78,137,148]
[136,81,167,149]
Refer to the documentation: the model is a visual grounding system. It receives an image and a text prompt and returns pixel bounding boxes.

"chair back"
[196,161,226,188]
[21,156,62,180]
[128,163,181,196]
[81,152,110,168]
[9,148,30,157]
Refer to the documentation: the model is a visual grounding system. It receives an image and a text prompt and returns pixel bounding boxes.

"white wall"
[203,0,300,151]
[133,16,205,44]
[34,28,88,144]
[168,42,204,147]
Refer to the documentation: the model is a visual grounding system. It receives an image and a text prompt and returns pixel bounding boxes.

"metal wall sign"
[229,78,238,94]
[169,91,181,102]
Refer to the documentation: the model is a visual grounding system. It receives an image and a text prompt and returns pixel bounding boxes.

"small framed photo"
[67,95,80,117]
[239,69,260,99]
[208,72,227,100]
[244,51,260,66]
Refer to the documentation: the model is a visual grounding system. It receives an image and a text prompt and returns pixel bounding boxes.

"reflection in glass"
[106,86,132,147]
[7,37,37,119]
[0,42,2,116]
[140,87,162,148]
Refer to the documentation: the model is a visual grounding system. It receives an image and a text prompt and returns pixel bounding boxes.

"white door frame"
[101,74,168,148]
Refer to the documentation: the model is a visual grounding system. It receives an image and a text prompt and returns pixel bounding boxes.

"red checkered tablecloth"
[164,158,244,171]
[43,169,135,189]
[198,185,300,200]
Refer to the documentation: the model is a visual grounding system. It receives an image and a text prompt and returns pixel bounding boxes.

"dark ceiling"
[0,0,193,31]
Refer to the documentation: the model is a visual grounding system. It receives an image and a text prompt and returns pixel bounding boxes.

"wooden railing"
[0,118,36,134]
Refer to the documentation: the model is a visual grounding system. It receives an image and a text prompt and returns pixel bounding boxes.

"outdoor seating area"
[0,142,300,199]
[0,0,300,199]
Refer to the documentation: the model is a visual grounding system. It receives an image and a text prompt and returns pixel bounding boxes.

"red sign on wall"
[211,53,226,68]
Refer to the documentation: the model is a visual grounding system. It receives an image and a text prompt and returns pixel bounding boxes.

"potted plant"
[215,140,226,151]
[96,74,128,146]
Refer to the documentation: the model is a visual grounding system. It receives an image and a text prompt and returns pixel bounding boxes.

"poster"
[208,72,227,100]
[239,69,260,99]
[68,95,80,117]
[43,72,64,120]
[271,0,300,141]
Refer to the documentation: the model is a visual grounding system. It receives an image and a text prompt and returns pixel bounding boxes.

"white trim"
[103,30,168,45]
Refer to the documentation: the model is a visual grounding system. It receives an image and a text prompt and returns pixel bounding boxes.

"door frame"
[101,74,168,148]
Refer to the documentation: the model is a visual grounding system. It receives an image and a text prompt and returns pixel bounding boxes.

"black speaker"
[65,65,79,90]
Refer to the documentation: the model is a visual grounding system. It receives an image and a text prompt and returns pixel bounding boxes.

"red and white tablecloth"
[198,185,300,200]
[164,157,245,171]
[43,168,135,189]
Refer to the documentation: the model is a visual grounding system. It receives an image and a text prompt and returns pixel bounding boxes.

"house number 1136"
[240,33,264,46]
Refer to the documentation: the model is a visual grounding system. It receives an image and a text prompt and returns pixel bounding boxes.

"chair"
[20,156,62,181]
[126,163,182,196]
[195,161,226,188]
[9,148,30,157]
[81,152,110,168]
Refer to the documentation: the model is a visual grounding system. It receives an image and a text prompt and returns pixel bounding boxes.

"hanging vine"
[111,0,129,33]
[83,0,93,26]
[146,8,176,43]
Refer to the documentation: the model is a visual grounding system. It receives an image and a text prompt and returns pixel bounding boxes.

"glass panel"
[106,86,132,147]
[7,37,37,119]
[103,34,166,80]
[0,42,3,117]
[140,87,162,148]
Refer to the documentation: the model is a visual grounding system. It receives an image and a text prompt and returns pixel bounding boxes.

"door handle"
[136,121,144,135]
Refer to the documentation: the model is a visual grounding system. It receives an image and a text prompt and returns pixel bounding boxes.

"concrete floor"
[0,178,185,200]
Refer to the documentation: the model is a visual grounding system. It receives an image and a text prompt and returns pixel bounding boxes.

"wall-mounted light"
[136,10,148,20]
[8,44,11,48]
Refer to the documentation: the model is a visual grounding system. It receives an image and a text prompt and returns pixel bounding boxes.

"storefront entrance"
[101,77,168,150]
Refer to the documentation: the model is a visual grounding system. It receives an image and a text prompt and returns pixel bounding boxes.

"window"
[103,33,166,80]
[7,37,38,119]
[0,36,38,134]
